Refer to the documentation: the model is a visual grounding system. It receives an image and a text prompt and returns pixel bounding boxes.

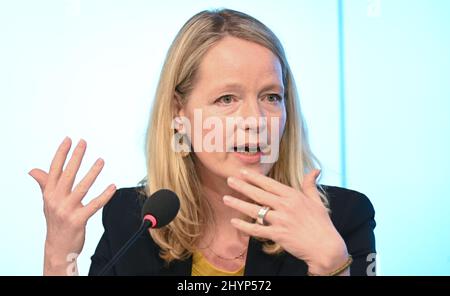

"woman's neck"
[194,167,251,271]
[197,169,251,248]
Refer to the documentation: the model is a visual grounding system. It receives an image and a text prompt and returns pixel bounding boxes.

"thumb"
[28,168,49,192]
[301,169,321,200]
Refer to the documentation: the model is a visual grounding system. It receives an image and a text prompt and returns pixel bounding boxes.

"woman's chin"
[227,154,271,175]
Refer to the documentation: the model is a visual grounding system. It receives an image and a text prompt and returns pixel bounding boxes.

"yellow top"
[191,251,245,276]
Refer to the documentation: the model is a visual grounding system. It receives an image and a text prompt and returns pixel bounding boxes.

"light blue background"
[0,0,449,275]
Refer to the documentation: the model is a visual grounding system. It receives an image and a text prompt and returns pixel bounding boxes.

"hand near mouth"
[223,168,350,276]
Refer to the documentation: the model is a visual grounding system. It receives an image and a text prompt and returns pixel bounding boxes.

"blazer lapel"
[244,237,284,276]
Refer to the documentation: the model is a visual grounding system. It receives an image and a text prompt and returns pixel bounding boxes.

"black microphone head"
[141,189,180,228]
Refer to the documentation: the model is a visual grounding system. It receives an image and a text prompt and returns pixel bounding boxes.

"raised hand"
[29,137,116,275]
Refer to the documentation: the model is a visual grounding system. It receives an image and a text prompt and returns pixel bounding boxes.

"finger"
[28,168,49,192]
[239,169,295,197]
[71,158,105,204]
[47,137,72,190]
[227,176,279,210]
[82,184,116,220]
[301,169,322,203]
[230,218,274,240]
[223,195,275,224]
[57,139,87,194]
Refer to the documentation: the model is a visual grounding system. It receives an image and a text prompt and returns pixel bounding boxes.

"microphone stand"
[98,220,152,276]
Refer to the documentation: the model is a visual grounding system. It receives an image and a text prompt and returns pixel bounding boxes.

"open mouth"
[232,144,270,155]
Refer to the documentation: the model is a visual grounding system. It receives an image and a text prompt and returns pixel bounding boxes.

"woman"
[29,9,376,276]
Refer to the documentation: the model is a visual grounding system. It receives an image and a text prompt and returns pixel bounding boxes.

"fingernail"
[223,195,231,202]
[240,169,249,175]
[227,177,236,184]
[61,136,69,144]
[230,218,239,225]
[109,184,116,191]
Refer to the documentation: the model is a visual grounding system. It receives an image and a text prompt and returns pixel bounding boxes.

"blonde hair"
[144,8,328,263]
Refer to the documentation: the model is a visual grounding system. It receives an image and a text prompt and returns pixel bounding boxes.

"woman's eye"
[265,94,283,103]
[215,95,234,105]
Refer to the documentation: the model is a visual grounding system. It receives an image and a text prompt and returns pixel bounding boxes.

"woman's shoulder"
[320,185,376,235]
[320,185,374,212]
[91,187,161,275]
[101,186,146,230]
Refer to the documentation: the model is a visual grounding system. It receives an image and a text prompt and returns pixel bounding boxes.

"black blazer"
[88,185,376,276]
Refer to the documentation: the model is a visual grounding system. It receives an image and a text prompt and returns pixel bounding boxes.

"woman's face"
[178,36,287,181]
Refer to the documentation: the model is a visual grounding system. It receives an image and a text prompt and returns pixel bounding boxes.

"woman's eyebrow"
[213,83,245,92]
[212,82,284,93]
[260,83,284,93]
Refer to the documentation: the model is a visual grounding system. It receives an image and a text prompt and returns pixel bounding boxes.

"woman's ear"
[173,92,185,117]
[173,92,186,133]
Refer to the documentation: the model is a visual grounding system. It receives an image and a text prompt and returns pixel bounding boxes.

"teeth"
[231,144,273,154]
[234,146,258,153]
[231,144,272,154]
[239,150,258,155]
[239,151,258,155]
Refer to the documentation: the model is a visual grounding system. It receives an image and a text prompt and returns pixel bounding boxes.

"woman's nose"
[238,99,267,133]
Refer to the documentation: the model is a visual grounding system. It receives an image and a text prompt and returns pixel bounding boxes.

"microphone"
[98,189,180,275]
